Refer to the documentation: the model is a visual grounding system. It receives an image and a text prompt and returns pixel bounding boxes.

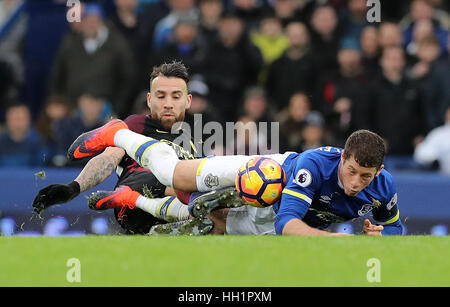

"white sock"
[114,129,151,154]
[114,129,179,187]
[195,155,253,192]
[135,195,190,222]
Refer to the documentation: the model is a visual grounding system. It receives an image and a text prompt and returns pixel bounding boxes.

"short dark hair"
[343,129,386,169]
[5,99,27,112]
[149,61,190,90]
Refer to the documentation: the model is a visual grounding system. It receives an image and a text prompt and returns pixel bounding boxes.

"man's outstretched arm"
[74,147,125,191]
[276,191,351,236]
[32,147,125,214]
[282,218,350,236]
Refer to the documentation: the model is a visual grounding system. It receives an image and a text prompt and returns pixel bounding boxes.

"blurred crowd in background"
[0,0,449,174]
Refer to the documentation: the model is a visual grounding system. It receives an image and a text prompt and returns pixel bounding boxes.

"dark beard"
[159,114,185,132]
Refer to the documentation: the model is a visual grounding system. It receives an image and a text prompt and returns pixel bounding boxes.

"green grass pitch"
[1,235,449,286]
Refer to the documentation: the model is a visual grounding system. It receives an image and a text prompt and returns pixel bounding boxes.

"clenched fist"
[32,181,80,214]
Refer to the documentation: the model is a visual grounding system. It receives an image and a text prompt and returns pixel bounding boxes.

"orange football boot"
[88,186,140,222]
[67,119,128,160]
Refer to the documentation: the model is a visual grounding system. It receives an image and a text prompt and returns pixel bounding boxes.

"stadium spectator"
[52,92,112,166]
[378,22,403,49]
[108,0,143,59]
[138,0,171,81]
[316,38,370,147]
[402,0,450,58]
[225,87,275,155]
[409,35,450,131]
[35,95,72,166]
[152,0,199,50]
[198,0,223,46]
[50,3,136,118]
[184,75,223,126]
[240,86,273,124]
[0,0,27,95]
[232,115,271,155]
[276,92,325,153]
[359,26,381,78]
[284,0,317,25]
[270,0,299,27]
[266,22,317,110]
[414,103,450,174]
[404,18,449,62]
[309,5,341,76]
[251,13,288,62]
[367,46,426,156]
[151,15,207,76]
[130,90,152,116]
[299,112,326,152]
[0,102,48,167]
[402,0,435,24]
[250,13,288,83]
[339,0,370,41]
[140,0,171,33]
[406,18,435,58]
[399,0,450,36]
[107,0,146,114]
[200,13,263,122]
[231,0,266,32]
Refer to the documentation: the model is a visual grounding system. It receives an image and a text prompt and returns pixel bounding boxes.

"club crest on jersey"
[204,173,219,188]
[358,204,373,216]
[358,198,382,216]
[293,169,312,187]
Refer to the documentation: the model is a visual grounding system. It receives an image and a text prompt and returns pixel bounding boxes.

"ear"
[340,150,345,163]
[146,92,151,109]
[186,93,192,110]
[375,164,384,177]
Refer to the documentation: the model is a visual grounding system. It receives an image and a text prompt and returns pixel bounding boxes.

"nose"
[349,176,362,191]
[163,99,174,109]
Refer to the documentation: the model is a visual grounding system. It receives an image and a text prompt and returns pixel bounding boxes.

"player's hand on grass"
[363,219,383,236]
[32,181,80,214]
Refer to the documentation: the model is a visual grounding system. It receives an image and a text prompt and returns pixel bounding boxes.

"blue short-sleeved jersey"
[273,147,402,235]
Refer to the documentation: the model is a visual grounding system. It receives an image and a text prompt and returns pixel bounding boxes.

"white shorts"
[196,152,295,192]
[226,205,276,235]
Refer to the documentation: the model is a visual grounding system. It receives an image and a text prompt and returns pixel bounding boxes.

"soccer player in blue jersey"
[67,119,405,235]
[273,131,403,236]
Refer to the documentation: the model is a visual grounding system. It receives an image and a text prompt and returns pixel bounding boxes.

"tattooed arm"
[32,147,125,214]
[74,147,125,192]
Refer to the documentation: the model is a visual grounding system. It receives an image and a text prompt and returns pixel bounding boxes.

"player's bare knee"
[172,160,202,192]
